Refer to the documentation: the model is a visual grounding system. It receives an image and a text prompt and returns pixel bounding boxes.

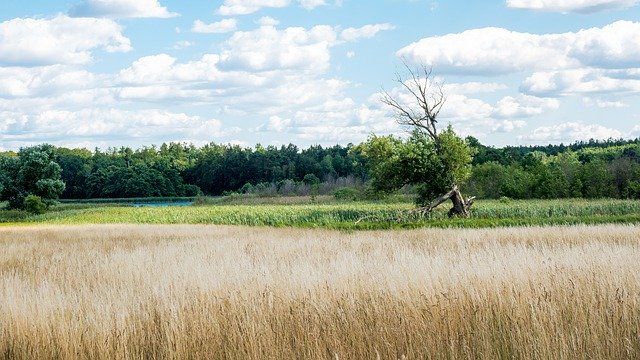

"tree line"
[1,137,640,211]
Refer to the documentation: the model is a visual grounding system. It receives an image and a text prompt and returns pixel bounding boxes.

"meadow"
[2,197,640,229]
[1,224,639,359]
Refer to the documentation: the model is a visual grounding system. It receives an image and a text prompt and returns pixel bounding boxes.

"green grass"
[2,197,640,229]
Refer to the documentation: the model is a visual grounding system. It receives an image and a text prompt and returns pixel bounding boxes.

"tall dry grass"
[0,224,639,359]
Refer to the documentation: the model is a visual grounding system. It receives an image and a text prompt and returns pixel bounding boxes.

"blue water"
[131,202,193,207]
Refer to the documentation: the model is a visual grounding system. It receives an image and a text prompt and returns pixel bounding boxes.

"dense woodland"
[1,137,640,209]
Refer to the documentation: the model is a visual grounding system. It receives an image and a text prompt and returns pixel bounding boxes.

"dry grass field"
[0,224,639,359]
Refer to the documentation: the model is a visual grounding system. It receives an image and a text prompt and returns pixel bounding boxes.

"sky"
[1,0,640,151]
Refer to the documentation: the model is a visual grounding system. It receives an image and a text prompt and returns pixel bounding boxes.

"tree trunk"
[422,185,475,218]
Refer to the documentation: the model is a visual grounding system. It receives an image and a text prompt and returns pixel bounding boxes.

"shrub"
[499,196,511,204]
[333,187,362,201]
[24,195,47,214]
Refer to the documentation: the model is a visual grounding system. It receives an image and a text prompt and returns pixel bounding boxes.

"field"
[1,224,639,359]
[2,197,640,229]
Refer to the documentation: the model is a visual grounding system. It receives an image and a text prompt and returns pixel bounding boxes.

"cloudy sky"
[1,0,640,151]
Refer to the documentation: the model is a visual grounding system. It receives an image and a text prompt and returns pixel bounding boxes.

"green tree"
[579,160,616,198]
[466,162,506,199]
[0,145,65,209]
[378,63,475,216]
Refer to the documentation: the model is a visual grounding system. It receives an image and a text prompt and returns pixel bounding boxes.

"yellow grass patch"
[1,224,639,359]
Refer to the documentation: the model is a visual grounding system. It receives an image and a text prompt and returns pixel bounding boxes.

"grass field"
[2,197,640,229]
[1,224,639,359]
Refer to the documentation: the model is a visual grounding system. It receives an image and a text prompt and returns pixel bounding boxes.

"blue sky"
[1,0,640,151]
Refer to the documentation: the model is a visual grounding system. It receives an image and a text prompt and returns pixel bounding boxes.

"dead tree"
[381,63,474,218]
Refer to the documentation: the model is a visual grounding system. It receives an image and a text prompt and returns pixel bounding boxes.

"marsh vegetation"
[1,224,638,359]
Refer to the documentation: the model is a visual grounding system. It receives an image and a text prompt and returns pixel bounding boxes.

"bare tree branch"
[380,60,445,146]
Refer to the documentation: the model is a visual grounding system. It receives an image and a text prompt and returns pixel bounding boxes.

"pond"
[131,202,193,207]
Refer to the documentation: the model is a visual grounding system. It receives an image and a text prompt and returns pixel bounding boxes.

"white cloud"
[397,21,640,75]
[299,0,328,9]
[113,48,353,126]
[257,16,280,26]
[0,65,97,98]
[117,54,221,84]
[522,122,623,142]
[0,15,131,66]
[192,19,238,34]
[218,0,291,15]
[69,0,178,18]
[506,0,640,13]
[340,23,395,42]
[441,94,495,120]
[521,68,640,96]
[217,0,328,15]
[582,97,628,108]
[172,41,194,50]
[493,95,560,118]
[569,21,640,69]
[443,82,508,94]
[493,120,527,133]
[258,115,292,132]
[219,25,336,72]
[0,109,232,147]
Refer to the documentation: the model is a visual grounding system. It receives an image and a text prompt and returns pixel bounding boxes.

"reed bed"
[5,198,640,229]
[0,224,639,359]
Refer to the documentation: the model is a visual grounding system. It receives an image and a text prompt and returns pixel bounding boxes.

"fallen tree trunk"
[414,185,475,218]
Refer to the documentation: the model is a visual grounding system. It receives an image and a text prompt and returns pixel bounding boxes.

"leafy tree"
[0,145,65,209]
[501,164,534,199]
[378,63,475,216]
[466,162,506,199]
[579,160,616,198]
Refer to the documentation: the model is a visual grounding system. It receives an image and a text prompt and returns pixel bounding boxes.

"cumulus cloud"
[299,0,328,9]
[257,16,280,26]
[522,122,623,142]
[582,97,628,108]
[69,0,178,18]
[172,41,194,50]
[117,54,221,84]
[0,109,232,147]
[0,66,97,98]
[397,21,640,75]
[217,0,327,15]
[506,0,640,13]
[443,82,508,94]
[218,0,291,15]
[219,25,337,72]
[521,68,640,96]
[192,19,238,34]
[0,15,131,66]
[569,22,640,69]
[493,95,560,118]
[257,115,292,132]
[493,120,527,133]
[340,23,395,42]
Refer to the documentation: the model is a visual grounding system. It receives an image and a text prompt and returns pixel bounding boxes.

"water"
[131,202,193,207]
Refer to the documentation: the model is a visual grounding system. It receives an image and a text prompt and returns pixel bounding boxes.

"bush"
[24,195,47,214]
[499,196,511,204]
[333,187,362,201]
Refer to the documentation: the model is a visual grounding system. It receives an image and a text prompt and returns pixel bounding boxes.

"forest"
[1,136,640,210]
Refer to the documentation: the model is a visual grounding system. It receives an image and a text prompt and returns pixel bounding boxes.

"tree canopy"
[0,145,65,209]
